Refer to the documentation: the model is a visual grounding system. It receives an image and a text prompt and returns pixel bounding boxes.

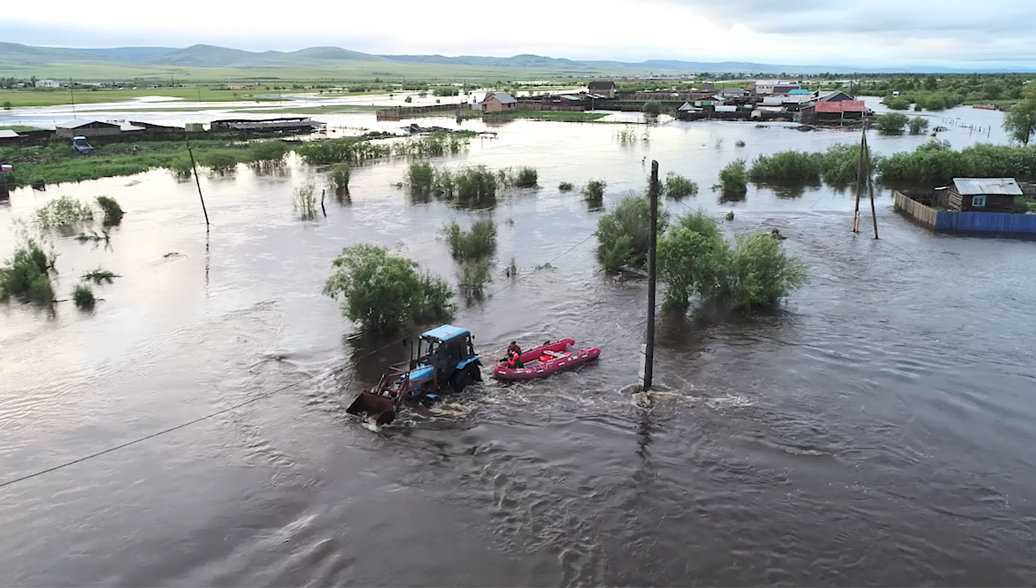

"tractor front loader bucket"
[346,392,398,426]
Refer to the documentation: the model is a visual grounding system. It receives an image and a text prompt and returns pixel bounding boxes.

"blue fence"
[934,211,1036,234]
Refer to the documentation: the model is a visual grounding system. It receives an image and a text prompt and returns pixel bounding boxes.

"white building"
[35,79,61,88]
[754,80,781,95]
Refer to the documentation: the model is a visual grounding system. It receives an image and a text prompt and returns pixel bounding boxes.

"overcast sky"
[4,0,1036,69]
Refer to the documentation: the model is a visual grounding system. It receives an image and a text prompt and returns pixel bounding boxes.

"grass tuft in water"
[82,268,119,284]
[292,183,319,220]
[328,163,351,195]
[35,196,94,228]
[96,196,125,226]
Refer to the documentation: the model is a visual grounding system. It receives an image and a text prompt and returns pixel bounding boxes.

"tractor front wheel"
[452,364,481,393]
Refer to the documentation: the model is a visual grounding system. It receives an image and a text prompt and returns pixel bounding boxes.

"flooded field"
[2,103,1035,586]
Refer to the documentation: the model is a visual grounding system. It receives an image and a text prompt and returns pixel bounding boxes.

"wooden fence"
[894,191,938,228]
[376,103,469,121]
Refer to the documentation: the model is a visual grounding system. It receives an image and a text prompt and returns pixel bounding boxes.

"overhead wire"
[0,228,599,491]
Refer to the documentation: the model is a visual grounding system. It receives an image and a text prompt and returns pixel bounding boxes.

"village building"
[894,177,1035,235]
[715,87,755,106]
[481,92,518,113]
[209,117,323,133]
[0,129,22,146]
[799,100,865,124]
[817,90,856,102]
[128,121,185,135]
[752,80,780,95]
[772,83,800,95]
[54,120,122,138]
[947,178,1021,213]
[34,79,61,88]
[587,81,616,98]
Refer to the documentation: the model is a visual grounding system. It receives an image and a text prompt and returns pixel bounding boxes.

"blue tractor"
[346,324,482,425]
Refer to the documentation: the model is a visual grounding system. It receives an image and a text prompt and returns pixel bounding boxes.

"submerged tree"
[323,244,454,333]
[657,212,729,309]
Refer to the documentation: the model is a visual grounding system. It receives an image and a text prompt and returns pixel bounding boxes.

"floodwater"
[2,102,1035,586]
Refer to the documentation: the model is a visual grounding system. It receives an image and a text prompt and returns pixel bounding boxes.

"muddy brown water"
[1,102,1035,586]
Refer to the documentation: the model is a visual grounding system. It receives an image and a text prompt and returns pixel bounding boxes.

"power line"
[0,230,598,492]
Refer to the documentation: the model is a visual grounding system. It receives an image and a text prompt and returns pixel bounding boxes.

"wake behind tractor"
[346,324,482,425]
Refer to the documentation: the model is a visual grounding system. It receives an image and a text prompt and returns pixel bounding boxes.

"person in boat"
[507,348,523,369]
[507,339,526,368]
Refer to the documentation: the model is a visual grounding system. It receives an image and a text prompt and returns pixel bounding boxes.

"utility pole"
[852,125,878,238]
[69,77,77,120]
[184,129,210,226]
[642,160,659,390]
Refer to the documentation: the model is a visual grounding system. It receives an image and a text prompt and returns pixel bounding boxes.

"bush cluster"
[323,244,454,333]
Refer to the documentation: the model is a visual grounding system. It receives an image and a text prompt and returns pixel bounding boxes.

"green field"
[0,87,282,107]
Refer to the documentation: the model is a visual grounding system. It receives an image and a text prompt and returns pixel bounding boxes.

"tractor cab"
[345,324,482,425]
[412,324,479,384]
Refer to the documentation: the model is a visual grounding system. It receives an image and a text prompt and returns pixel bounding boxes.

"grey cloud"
[658,0,1036,36]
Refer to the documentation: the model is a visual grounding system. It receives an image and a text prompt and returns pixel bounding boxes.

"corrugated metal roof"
[0,129,21,138]
[814,100,864,113]
[788,89,812,95]
[56,120,119,129]
[953,178,1022,196]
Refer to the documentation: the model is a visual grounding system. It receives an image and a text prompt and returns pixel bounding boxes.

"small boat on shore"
[492,338,600,382]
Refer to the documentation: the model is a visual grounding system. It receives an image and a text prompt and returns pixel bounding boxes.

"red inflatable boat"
[492,338,600,381]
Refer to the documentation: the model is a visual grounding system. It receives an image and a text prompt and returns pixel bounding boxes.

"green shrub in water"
[583,179,606,204]
[0,239,55,305]
[663,172,699,199]
[595,196,669,273]
[73,284,96,310]
[443,219,497,261]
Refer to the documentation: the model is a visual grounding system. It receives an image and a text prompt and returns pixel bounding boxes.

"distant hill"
[0,41,1031,78]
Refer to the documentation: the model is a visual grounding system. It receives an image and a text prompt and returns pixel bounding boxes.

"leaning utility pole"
[852,125,878,239]
[184,129,210,226]
[642,160,660,390]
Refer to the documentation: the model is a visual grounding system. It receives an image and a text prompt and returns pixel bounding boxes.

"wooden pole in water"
[643,160,659,390]
[184,129,210,226]
[320,189,327,217]
[853,126,867,233]
[867,137,879,239]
